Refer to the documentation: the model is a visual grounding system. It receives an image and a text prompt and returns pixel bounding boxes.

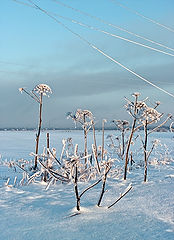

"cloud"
[0,53,173,128]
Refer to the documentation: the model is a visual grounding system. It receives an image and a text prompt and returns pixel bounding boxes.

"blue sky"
[1,0,174,128]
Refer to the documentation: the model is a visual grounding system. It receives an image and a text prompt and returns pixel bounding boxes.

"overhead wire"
[109,0,174,33]
[50,13,174,57]
[52,0,174,53]
[11,0,174,57]
[11,0,34,8]
[11,0,174,99]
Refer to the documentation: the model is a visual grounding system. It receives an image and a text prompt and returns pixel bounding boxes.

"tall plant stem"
[83,114,88,166]
[124,95,138,180]
[74,164,80,211]
[34,93,43,170]
[97,165,110,206]
[43,132,49,182]
[121,128,125,157]
[101,120,105,161]
[124,119,136,180]
[92,123,100,173]
[144,120,148,182]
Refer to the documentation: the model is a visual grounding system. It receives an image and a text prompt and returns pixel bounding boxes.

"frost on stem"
[67,109,94,167]
[111,119,129,159]
[124,92,164,180]
[19,83,52,170]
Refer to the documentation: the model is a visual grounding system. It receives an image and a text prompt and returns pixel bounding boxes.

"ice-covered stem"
[97,163,111,207]
[19,88,40,103]
[34,92,43,169]
[108,185,132,209]
[144,120,148,182]
[74,164,80,211]
[124,93,139,180]
[143,114,172,182]
[148,114,172,135]
[67,109,93,167]
[19,84,52,170]
[112,120,129,158]
[38,159,69,182]
[101,119,107,161]
[43,132,49,182]
[83,113,88,166]
[79,179,102,199]
[130,151,134,166]
[92,121,100,173]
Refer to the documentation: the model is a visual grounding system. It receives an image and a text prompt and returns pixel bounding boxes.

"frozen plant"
[67,109,94,167]
[123,92,142,180]
[111,119,129,159]
[130,98,172,181]
[123,93,170,180]
[101,119,107,161]
[19,84,52,169]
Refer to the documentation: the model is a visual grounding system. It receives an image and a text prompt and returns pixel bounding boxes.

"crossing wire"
[109,0,174,33]
[12,0,174,99]
[50,13,174,57]
[11,0,174,57]
[52,0,174,53]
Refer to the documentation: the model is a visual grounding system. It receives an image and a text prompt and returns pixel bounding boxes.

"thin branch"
[147,144,155,161]
[15,163,30,177]
[22,89,40,103]
[38,159,69,182]
[79,179,102,198]
[97,165,111,206]
[148,114,172,135]
[31,89,40,102]
[48,149,62,166]
[108,185,132,209]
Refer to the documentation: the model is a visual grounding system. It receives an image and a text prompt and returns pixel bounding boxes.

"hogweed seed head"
[75,109,93,122]
[132,92,140,97]
[33,84,52,96]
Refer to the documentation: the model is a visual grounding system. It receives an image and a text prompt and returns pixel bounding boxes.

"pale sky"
[1,0,174,128]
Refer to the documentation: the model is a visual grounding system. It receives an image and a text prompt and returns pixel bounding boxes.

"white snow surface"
[0,130,174,240]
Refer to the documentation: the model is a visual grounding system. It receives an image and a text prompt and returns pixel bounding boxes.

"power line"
[51,13,174,57]
[11,0,35,8]
[109,0,174,33]
[52,0,174,53]
[18,0,174,99]
[12,0,174,56]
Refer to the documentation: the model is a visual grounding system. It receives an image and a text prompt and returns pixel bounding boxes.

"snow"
[0,130,174,240]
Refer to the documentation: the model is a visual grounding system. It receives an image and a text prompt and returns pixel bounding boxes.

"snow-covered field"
[0,130,174,240]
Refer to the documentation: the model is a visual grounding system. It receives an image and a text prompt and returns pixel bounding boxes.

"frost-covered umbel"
[112,119,129,130]
[33,84,52,96]
[75,109,93,122]
[125,95,161,122]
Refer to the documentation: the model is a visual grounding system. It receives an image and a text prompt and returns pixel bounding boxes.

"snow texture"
[0,130,174,240]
